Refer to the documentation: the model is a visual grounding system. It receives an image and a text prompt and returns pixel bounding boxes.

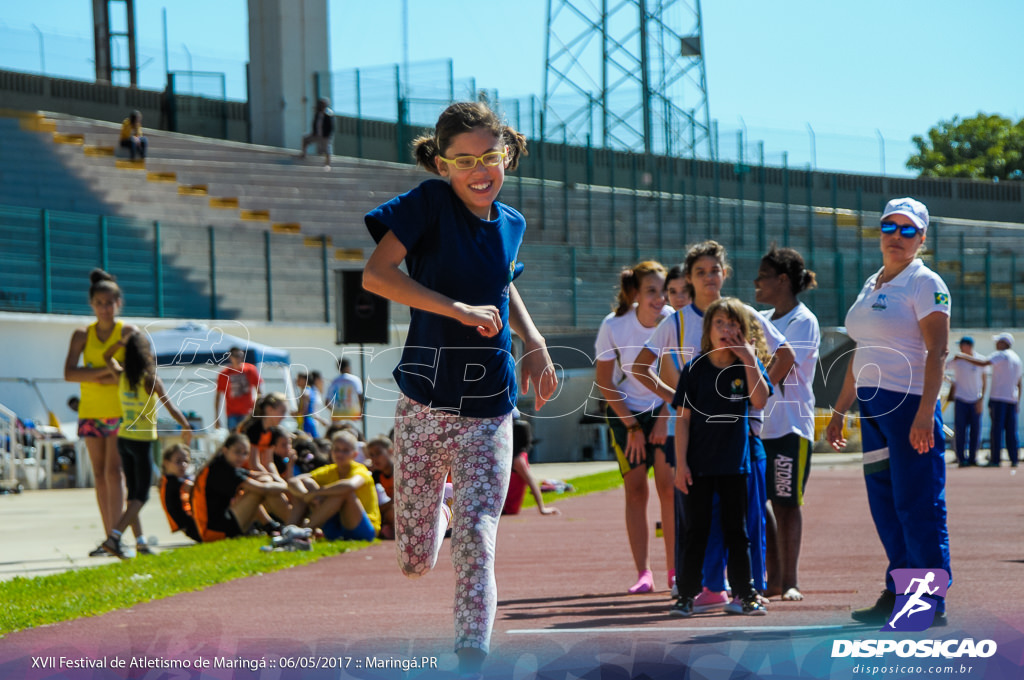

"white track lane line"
[508,624,849,634]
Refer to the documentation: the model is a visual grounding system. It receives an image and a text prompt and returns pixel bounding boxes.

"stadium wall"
[3,68,1021,224]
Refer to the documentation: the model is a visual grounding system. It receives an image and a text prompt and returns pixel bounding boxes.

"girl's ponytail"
[614,268,638,317]
[502,126,528,171]
[412,134,442,175]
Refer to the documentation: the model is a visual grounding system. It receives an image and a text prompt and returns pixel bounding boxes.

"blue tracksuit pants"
[859,387,951,609]
[989,400,1020,466]
[952,399,981,465]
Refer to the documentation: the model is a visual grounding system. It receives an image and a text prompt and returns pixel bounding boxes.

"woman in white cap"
[825,197,952,625]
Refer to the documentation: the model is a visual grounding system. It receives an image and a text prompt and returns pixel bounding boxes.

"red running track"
[1,465,1022,679]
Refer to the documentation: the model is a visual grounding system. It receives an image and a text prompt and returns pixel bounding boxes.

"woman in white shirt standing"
[754,246,821,602]
[595,261,674,595]
[826,198,951,625]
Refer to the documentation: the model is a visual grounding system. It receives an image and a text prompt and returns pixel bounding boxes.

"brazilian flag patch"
[934,292,950,305]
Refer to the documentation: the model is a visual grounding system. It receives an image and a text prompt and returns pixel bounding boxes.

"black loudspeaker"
[335,269,390,345]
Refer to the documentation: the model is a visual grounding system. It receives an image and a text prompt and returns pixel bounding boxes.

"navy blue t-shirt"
[365,179,526,418]
[671,354,771,476]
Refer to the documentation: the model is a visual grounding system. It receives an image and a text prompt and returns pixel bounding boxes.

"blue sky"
[2,0,1021,176]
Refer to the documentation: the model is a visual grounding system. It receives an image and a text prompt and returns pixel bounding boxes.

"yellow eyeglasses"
[437,150,507,171]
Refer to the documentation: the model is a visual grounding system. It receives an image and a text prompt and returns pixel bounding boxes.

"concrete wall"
[0,69,248,142]
[247,0,330,150]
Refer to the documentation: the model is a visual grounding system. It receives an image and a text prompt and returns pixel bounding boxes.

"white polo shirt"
[845,259,951,396]
[946,353,986,403]
[988,349,1022,403]
[760,303,821,441]
[595,305,672,413]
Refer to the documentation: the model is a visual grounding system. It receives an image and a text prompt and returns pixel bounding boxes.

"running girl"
[362,101,557,678]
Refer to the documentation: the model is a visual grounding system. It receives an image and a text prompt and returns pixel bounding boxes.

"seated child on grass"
[286,430,380,541]
[159,443,201,543]
[191,433,292,543]
[366,435,396,539]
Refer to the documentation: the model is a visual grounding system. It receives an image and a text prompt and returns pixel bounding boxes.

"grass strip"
[0,470,624,636]
[0,536,366,636]
[520,469,622,508]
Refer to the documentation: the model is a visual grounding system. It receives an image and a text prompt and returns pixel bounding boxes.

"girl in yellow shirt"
[98,330,192,558]
[63,269,137,555]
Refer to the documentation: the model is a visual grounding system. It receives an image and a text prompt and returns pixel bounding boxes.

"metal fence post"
[154,221,164,317]
[41,209,51,313]
[609,149,616,250]
[538,112,546,231]
[99,215,109,272]
[209,226,217,319]
[571,246,578,328]
[805,170,813,263]
[856,187,864,291]
[835,249,845,324]
[831,175,839,255]
[586,134,593,249]
[985,242,992,328]
[958,232,966,327]
[736,130,744,242]
[758,141,766,254]
[631,154,639,262]
[265,230,274,322]
[782,151,790,246]
[355,68,364,159]
[322,238,330,324]
[1012,253,1018,328]
[655,159,663,253]
[562,128,570,244]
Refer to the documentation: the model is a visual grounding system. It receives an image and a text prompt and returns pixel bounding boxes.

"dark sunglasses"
[880,221,923,238]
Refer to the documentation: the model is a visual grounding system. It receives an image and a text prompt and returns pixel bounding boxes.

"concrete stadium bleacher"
[2,109,1023,331]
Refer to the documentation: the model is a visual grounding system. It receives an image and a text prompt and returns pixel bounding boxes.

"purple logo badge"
[883,568,949,632]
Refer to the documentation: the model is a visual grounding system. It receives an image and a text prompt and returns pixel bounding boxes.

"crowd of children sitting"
[156,393,398,553]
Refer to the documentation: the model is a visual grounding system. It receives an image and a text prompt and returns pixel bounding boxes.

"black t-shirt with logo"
[672,353,770,477]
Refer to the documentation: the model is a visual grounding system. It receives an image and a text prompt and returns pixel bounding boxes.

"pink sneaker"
[693,587,729,613]
[628,569,655,594]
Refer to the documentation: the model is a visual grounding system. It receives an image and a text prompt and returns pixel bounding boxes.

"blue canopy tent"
[144,323,296,448]
[147,322,290,367]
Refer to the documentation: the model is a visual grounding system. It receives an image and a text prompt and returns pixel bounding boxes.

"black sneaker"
[851,590,896,624]
[670,596,695,617]
[100,537,128,560]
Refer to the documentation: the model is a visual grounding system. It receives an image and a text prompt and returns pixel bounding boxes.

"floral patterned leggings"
[393,394,513,653]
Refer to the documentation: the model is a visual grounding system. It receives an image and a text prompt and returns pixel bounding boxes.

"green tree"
[907,113,1024,180]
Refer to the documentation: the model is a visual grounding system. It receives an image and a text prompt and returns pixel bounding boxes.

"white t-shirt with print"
[595,305,672,413]
[946,353,986,403]
[988,349,1022,403]
[759,303,820,441]
[845,259,951,397]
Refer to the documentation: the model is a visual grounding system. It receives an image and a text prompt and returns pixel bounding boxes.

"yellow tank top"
[118,372,158,441]
[78,320,124,419]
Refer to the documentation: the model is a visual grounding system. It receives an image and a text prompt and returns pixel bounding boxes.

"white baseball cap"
[993,332,1014,347]
[881,197,929,233]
